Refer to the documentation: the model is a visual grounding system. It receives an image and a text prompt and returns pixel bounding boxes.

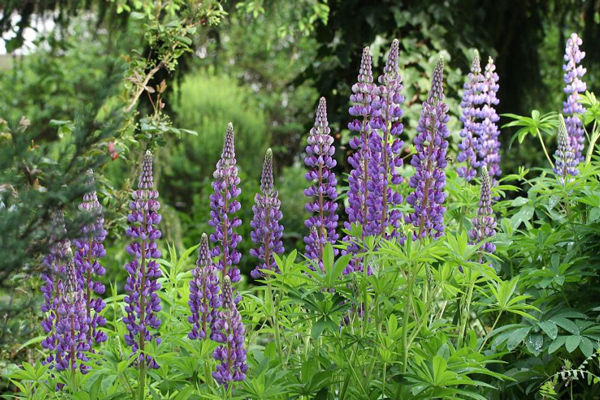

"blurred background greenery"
[0,0,599,379]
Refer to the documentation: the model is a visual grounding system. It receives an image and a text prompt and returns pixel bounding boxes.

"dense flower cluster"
[478,57,501,180]
[345,46,375,242]
[123,151,163,370]
[457,51,482,182]
[554,114,579,184]
[54,250,91,372]
[188,233,221,340]
[366,39,404,238]
[563,32,587,161]
[250,149,285,279]
[211,276,248,386]
[209,123,243,283]
[304,97,339,264]
[468,167,496,255]
[73,170,107,347]
[40,211,71,367]
[406,59,450,240]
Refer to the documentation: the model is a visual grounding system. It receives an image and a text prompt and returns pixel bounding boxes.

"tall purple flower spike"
[554,114,579,185]
[406,58,450,241]
[41,211,71,368]
[468,167,496,255]
[345,47,375,240]
[54,249,91,372]
[73,170,107,348]
[304,97,339,266]
[250,149,285,279]
[123,151,163,370]
[367,39,404,238]
[478,57,501,181]
[209,123,243,284]
[212,276,248,386]
[563,32,587,161]
[188,233,221,340]
[457,50,482,182]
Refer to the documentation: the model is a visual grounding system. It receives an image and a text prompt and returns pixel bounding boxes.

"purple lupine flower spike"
[188,233,221,340]
[212,276,248,386]
[457,50,482,182]
[55,249,91,372]
[367,39,404,238]
[468,167,496,255]
[250,149,285,279]
[563,33,587,161]
[304,97,339,266]
[406,58,450,241]
[553,114,579,185]
[209,123,243,284]
[73,170,107,347]
[478,57,501,181]
[123,150,162,370]
[41,210,71,368]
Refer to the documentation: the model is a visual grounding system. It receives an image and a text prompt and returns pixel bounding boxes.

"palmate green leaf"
[565,335,581,353]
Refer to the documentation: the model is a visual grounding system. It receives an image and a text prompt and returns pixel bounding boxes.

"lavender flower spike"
[563,32,587,161]
[73,170,107,347]
[250,149,285,279]
[406,58,450,240]
[123,151,162,370]
[209,123,243,283]
[553,114,579,185]
[212,276,248,386]
[188,233,221,340]
[468,167,496,255]
[457,50,482,182]
[55,249,91,372]
[478,57,501,180]
[304,97,339,265]
[40,210,71,368]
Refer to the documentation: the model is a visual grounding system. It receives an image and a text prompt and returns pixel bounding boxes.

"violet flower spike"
[304,97,339,266]
[123,151,163,370]
[250,149,285,279]
[406,58,450,241]
[73,170,107,348]
[477,57,501,181]
[553,114,579,185]
[54,249,91,372]
[457,50,482,182]
[209,123,243,284]
[367,39,404,238]
[468,167,497,255]
[40,210,71,368]
[188,233,221,340]
[212,276,248,386]
[563,32,587,161]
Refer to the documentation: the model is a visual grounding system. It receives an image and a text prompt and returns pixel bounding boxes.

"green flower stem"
[585,121,599,165]
[537,128,555,168]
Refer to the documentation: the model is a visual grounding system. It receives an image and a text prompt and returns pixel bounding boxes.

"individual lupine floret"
[468,167,496,255]
[209,123,243,283]
[73,170,107,347]
[304,97,339,265]
[55,249,91,372]
[477,57,501,180]
[123,151,163,370]
[367,39,404,238]
[212,276,248,386]
[457,50,483,182]
[250,149,285,279]
[406,58,450,240]
[40,210,71,367]
[188,233,221,340]
[553,114,579,185]
[563,32,587,161]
